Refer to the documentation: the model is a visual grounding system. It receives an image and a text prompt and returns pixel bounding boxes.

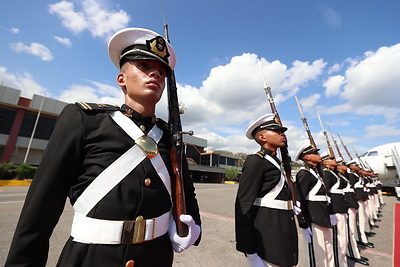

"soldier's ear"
[117,73,127,94]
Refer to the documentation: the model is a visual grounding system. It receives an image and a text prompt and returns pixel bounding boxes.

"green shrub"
[16,163,37,180]
[0,163,17,180]
[225,167,240,182]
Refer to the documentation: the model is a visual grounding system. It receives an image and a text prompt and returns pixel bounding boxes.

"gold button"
[140,125,146,131]
[144,178,151,187]
[126,260,134,267]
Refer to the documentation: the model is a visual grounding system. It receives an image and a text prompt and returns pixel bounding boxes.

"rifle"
[352,147,373,173]
[257,60,304,222]
[337,133,353,161]
[257,60,292,179]
[328,126,344,159]
[294,96,324,177]
[317,113,335,158]
[295,96,317,148]
[163,9,191,237]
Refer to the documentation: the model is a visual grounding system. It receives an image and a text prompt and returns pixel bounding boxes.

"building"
[0,85,67,165]
[0,85,244,182]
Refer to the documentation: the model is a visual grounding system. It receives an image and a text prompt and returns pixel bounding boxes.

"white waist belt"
[253,198,293,210]
[344,188,355,193]
[71,211,170,244]
[330,189,344,195]
[307,195,328,201]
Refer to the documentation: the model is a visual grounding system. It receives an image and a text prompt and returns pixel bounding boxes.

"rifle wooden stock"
[163,15,188,237]
[170,141,189,237]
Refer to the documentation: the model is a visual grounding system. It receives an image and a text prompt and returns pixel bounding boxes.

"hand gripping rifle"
[317,113,335,158]
[257,60,300,211]
[163,11,192,237]
[295,96,324,177]
[337,133,353,161]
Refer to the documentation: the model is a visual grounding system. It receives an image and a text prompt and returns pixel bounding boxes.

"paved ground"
[0,183,397,266]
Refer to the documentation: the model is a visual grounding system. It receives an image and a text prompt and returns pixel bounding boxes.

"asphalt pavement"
[0,183,397,266]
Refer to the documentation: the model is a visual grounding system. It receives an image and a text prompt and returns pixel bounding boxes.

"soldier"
[347,163,374,248]
[320,153,348,267]
[295,143,335,267]
[6,27,201,267]
[235,113,298,267]
[336,161,369,265]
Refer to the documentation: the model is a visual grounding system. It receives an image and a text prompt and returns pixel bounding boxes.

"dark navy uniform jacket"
[349,172,369,201]
[341,172,359,209]
[6,103,201,267]
[235,147,298,267]
[322,169,348,214]
[296,165,331,228]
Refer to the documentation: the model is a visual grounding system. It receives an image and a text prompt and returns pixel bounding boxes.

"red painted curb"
[394,204,400,267]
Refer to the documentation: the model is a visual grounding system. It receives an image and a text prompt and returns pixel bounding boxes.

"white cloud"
[297,94,321,111]
[10,42,54,61]
[321,43,400,125]
[57,80,124,104]
[54,36,72,47]
[320,6,342,27]
[9,28,20,34]
[48,0,130,39]
[364,124,400,139]
[0,67,48,98]
[323,75,345,97]
[340,43,400,107]
[155,53,326,153]
[328,63,341,74]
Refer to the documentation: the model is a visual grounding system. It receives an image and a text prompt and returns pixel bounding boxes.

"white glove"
[293,201,301,215]
[330,214,338,226]
[246,253,265,267]
[168,214,201,253]
[302,227,312,243]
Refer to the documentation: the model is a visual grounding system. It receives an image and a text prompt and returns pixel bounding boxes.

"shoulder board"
[155,117,169,131]
[255,149,266,158]
[75,102,120,111]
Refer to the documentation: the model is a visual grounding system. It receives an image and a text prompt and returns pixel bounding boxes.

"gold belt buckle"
[121,216,146,244]
[288,201,293,210]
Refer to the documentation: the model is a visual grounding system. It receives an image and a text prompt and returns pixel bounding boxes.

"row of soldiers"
[295,143,384,267]
[235,113,385,267]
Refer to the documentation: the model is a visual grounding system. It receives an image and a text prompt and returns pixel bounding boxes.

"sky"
[1,0,400,161]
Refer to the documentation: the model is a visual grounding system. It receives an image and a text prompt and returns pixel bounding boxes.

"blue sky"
[1,0,400,159]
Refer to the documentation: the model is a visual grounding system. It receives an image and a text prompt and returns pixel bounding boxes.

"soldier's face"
[304,152,322,165]
[261,129,286,150]
[117,60,166,106]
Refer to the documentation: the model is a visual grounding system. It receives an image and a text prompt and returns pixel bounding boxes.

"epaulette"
[75,102,120,111]
[155,117,169,132]
[255,149,266,158]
